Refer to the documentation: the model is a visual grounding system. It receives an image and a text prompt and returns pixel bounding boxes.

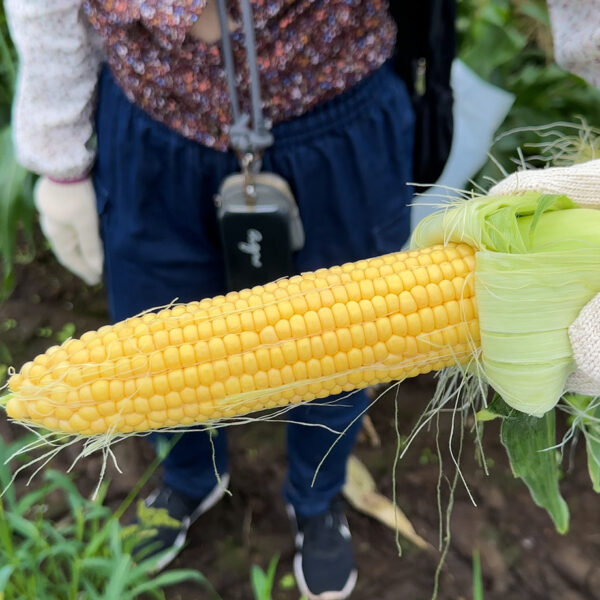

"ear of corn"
[5,243,479,436]
[8,191,599,435]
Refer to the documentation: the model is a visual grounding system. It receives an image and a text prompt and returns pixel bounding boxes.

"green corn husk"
[412,191,600,416]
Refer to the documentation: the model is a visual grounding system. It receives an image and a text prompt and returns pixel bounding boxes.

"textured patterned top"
[547,0,600,89]
[5,0,599,179]
[82,0,396,151]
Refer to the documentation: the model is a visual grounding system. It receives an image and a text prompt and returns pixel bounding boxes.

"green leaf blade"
[501,410,569,533]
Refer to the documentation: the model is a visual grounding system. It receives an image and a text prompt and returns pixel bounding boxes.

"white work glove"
[489,159,600,396]
[34,177,103,286]
[568,295,600,396]
[488,158,600,207]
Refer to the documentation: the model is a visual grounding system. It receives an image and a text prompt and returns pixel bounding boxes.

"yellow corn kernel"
[149,395,166,411]
[274,319,292,340]
[305,311,321,335]
[336,329,353,352]
[255,348,271,371]
[259,326,278,345]
[165,391,182,409]
[332,303,350,328]
[289,339,307,362]
[310,337,326,359]
[167,370,186,392]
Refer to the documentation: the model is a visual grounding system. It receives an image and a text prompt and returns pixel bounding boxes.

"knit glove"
[488,158,600,207]
[489,159,600,396]
[34,177,103,286]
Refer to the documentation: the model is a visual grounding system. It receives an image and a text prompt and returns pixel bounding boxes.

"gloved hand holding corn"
[4,159,600,437]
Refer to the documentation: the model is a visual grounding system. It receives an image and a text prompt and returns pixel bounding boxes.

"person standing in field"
[5,1,423,598]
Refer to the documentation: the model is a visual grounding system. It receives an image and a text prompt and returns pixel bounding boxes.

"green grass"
[0,437,214,600]
[473,549,484,600]
[250,555,279,600]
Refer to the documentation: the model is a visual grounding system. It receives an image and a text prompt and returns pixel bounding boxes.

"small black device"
[215,167,304,290]
[215,0,304,291]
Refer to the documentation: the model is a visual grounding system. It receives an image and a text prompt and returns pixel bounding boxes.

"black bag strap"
[389,0,456,184]
[390,0,455,99]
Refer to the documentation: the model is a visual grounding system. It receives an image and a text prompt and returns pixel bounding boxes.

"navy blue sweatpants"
[93,63,415,517]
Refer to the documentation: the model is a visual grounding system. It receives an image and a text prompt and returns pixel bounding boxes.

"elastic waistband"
[98,61,405,154]
[271,62,404,147]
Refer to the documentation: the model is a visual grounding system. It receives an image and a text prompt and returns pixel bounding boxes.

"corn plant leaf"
[0,125,35,299]
[0,13,16,121]
[564,394,600,493]
[477,393,514,422]
[517,1,551,26]
[500,408,569,533]
[579,399,600,493]
[0,565,13,592]
[128,570,218,600]
[342,455,431,550]
[585,429,600,493]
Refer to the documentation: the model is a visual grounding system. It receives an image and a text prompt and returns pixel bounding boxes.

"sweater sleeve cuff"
[48,173,92,185]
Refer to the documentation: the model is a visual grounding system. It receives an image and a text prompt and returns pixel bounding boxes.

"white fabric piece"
[410,59,515,232]
[548,0,600,88]
[488,159,600,207]
[5,0,103,180]
[35,177,103,285]
[565,370,600,397]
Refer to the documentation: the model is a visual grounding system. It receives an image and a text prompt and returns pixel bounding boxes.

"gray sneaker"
[133,474,230,571]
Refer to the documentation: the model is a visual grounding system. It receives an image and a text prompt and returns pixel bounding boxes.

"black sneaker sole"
[293,553,358,600]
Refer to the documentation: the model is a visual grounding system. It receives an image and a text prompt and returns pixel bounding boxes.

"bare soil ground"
[1,247,599,600]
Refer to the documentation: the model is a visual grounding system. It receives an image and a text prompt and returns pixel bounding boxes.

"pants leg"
[262,64,416,516]
[283,390,371,516]
[155,428,229,499]
[93,67,238,499]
